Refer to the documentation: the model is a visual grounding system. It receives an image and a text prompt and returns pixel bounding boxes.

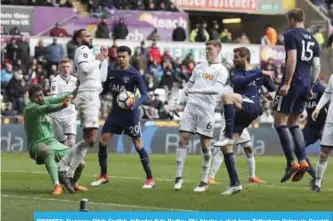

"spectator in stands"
[34,39,46,58]
[18,36,30,67]
[112,17,129,40]
[220,28,232,43]
[235,33,250,44]
[9,26,21,36]
[190,21,209,42]
[1,102,16,117]
[172,22,186,41]
[1,25,8,35]
[95,16,110,39]
[108,41,118,69]
[326,30,333,48]
[131,47,148,74]
[161,60,174,91]
[5,71,26,114]
[6,37,19,61]
[149,59,163,81]
[1,63,13,84]
[265,25,278,45]
[49,23,69,37]
[45,38,64,69]
[61,0,73,7]
[147,28,161,41]
[148,41,162,64]
[66,39,77,60]
[209,20,220,40]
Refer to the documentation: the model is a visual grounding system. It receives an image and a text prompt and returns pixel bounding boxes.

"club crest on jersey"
[123,77,129,83]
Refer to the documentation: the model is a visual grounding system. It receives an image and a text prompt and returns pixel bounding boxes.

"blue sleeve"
[263,77,275,92]
[284,32,297,51]
[230,70,262,86]
[133,72,148,109]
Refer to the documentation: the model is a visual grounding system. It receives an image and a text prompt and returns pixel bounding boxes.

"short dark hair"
[287,8,305,23]
[206,40,222,49]
[233,47,251,62]
[28,83,43,97]
[117,46,132,56]
[72,29,85,44]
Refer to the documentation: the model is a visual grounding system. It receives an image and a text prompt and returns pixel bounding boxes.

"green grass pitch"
[1,153,333,221]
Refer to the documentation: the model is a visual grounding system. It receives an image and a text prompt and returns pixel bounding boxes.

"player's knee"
[132,137,143,149]
[179,136,189,145]
[243,145,253,154]
[222,93,232,103]
[221,145,233,154]
[39,144,50,159]
[101,133,112,146]
[79,161,86,169]
[67,138,75,148]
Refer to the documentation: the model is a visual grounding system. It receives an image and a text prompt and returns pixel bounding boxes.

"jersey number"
[301,40,315,62]
[206,122,212,130]
[129,125,140,135]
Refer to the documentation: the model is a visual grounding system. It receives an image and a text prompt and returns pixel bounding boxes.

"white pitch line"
[2,170,333,192]
[1,194,195,212]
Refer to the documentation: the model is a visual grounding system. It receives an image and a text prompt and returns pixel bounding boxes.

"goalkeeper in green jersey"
[24,83,87,195]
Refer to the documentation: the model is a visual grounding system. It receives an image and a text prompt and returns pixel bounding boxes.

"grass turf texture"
[1,153,333,221]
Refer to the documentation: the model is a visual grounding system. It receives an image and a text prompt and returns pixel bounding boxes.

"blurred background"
[0,0,332,131]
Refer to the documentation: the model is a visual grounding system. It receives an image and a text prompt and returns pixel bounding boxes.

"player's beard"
[83,41,93,49]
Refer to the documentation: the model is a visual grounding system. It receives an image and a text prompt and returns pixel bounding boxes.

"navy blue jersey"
[102,66,148,122]
[230,68,275,104]
[305,81,328,129]
[283,28,320,87]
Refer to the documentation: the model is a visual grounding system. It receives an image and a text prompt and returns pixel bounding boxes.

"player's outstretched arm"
[230,70,261,86]
[263,75,276,92]
[44,89,77,104]
[315,75,333,112]
[133,73,148,109]
[35,98,70,115]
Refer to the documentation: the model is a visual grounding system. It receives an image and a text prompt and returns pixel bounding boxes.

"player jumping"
[57,29,109,192]
[24,83,86,195]
[173,40,229,192]
[209,127,265,184]
[90,45,155,188]
[272,8,321,183]
[50,58,78,148]
[214,47,275,195]
[311,73,333,192]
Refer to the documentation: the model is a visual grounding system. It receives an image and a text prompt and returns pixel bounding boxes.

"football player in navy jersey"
[90,46,155,189]
[215,47,275,195]
[272,8,321,183]
[295,80,328,183]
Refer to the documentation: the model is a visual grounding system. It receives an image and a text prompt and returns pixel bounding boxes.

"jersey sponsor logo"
[112,84,126,92]
[305,101,318,109]
[197,73,214,80]
[123,77,129,83]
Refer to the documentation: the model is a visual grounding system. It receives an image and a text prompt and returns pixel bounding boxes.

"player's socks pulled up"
[315,157,328,188]
[176,144,188,178]
[98,142,108,176]
[136,147,153,179]
[223,104,235,138]
[275,125,294,167]
[201,149,212,184]
[44,149,60,185]
[289,126,307,161]
[223,152,240,186]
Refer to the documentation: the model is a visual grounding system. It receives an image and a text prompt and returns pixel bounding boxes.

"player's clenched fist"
[312,109,320,121]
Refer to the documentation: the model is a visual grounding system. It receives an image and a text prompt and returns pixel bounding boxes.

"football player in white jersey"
[57,29,109,193]
[311,73,333,192]
[173,40,230,192]
[50,58,78,148]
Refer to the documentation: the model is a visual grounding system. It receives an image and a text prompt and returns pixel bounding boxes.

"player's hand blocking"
[62,96,72,108]
[312,109,320,121]
[96,53,105,61]
[261,70,275,81]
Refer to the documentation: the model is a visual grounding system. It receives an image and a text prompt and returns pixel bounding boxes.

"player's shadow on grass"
[3,187,51,195]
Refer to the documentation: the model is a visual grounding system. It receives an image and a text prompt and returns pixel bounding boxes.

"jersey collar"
[60,74,71,84]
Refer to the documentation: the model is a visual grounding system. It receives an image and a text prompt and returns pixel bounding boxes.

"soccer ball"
[117,90,135,110]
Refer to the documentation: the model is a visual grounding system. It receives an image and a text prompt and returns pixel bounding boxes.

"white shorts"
[74,92,101,129]
[179,103,215,138]
[53,117,77,141]
[219,117,252,146]
[320,122,333,147]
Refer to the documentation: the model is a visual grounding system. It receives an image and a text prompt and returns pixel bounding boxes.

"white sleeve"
[76,47,101,73]
[100,58,109,82]
[50,78,58,96]
[316,75,333,110]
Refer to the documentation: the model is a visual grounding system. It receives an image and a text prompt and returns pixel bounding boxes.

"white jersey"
[74,45,103,93]
[50,74,77,119]
[320,75,333,124]
[187,61,229,111]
